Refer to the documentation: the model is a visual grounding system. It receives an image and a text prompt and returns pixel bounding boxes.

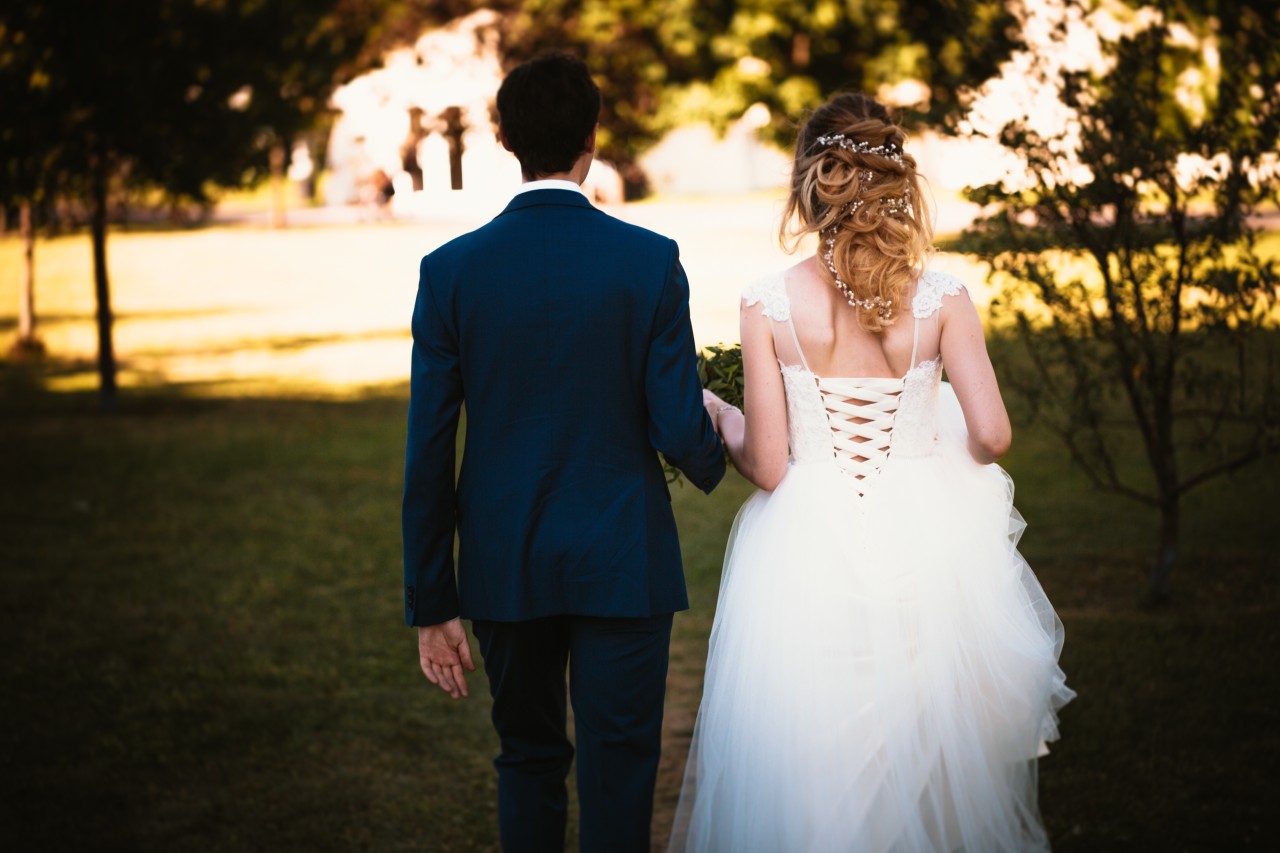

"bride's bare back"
[783,256,928,380]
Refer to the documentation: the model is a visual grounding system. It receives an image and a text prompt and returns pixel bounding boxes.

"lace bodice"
[744,270,964,495]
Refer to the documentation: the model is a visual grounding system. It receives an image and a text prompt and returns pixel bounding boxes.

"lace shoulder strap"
[742,271,791,322]
[912,270,966,319]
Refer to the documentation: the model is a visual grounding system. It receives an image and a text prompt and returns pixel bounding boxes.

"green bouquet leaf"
[698,343,744,410]
[665,343,744,485]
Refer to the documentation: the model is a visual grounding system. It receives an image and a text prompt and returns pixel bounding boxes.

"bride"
[671,93,1075,852]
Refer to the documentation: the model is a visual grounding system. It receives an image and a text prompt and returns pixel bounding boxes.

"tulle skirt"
[670,388,1074,853]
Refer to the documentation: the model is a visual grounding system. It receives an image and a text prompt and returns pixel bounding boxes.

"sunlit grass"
[0,194,1019,399]
[4,199,1272,398]
[0,222,439,396]
[0,198,810,394]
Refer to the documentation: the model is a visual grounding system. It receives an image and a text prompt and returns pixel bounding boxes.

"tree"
[219,0,401,226]
[0,4,67,358]
[314,1,1019,195]
[12,200,43,356]
[960,0,1280,601]
[645,0,1021,139]
[492,0,1020,193]
[0,2,377,409]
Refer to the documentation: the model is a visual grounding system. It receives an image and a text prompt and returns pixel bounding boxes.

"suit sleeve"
[645,241,727,494]
[402,257,463,626]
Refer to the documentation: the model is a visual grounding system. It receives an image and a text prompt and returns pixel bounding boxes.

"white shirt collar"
[514,178,587,197]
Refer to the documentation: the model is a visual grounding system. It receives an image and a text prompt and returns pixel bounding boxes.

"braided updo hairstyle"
[780,93,933,332]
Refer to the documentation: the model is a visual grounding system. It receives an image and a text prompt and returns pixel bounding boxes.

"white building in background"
[326,10,516,215]
[326,9,624,215]
[323,0,1176,220]
[324,9,793,212]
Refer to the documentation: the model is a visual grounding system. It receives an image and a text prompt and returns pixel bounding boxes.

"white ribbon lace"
[816,376,904,495]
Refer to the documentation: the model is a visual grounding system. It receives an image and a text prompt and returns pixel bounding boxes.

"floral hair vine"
[880,187,912,217]
[822,229,895,322]
[833,189,912,221]
[814,134,906,168]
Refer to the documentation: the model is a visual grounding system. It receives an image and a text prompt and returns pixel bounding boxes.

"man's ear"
[584,124,598,156]
[498,125,514,153]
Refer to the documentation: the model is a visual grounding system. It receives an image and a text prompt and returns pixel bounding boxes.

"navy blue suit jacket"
[402,189,726,626]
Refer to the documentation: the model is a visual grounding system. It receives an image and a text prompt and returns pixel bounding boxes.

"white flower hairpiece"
[880,187,912,218]
[814,134,906,168]
[832,186,912,221]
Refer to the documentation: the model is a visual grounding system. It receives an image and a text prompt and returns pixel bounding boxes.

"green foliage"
[698,342,745,409]
[0,1,377,207]
[491,0,1018,189]
[959,0,1280,598]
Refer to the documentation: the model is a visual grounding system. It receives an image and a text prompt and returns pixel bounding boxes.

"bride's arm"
[938,291,1012,464]
[712,300,790,490]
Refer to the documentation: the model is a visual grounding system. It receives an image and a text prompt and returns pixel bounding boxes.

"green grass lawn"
[2,374,1276,852]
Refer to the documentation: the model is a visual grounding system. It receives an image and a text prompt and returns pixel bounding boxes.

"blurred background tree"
[0,0,381,410]
[354,0,1018,195]
[498,0,1020,194]
[960,0,1280,601]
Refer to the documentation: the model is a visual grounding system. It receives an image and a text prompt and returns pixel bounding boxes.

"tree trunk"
[270,139,287,229]
[441,107,465,191]
[1149,498,1178,604]
[90,161,118,412]
[13,199,46,356]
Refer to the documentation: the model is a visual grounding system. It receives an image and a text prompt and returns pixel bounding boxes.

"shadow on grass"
[2,364,1277,852]
[0,328,412,406]
[0,307,259,337]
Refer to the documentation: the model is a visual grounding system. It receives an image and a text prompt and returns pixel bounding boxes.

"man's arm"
[404,259,476,698]
[402,257,464,626]
[644,242,726,493]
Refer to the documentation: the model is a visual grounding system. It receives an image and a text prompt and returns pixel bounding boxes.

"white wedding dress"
[669,270,1075,853]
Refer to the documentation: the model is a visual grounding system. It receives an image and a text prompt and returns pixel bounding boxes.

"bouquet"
[665,343,744,485]
[698,343,744,410]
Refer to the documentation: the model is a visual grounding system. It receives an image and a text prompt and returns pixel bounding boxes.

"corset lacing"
[742,268,967,497]
[816,377,903,495]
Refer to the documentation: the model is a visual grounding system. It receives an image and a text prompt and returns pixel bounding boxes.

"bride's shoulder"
[741,269,791,322]
[912,270,969,319]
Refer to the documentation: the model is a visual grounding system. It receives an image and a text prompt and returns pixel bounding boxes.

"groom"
[402,52,726,852]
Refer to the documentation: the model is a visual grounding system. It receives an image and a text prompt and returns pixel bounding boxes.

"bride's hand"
[703,388,740,437]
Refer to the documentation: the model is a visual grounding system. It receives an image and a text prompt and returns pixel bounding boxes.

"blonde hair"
[780,93,934,332]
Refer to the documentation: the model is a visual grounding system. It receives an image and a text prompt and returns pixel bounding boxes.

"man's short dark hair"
[496,52,601,179]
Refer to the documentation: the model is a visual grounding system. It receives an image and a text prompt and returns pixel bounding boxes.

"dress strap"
[744,272,814,371]
[786,303,813,374]
[910,313,921,367]
[742,272,791,322]
[911,270,966,319]
[908,271,965,367]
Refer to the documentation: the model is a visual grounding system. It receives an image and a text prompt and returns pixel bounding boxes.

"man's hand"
[703,388,727,421]
[417,618,476,700]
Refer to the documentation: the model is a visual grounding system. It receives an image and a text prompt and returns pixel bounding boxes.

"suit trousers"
[472,613,674,853]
